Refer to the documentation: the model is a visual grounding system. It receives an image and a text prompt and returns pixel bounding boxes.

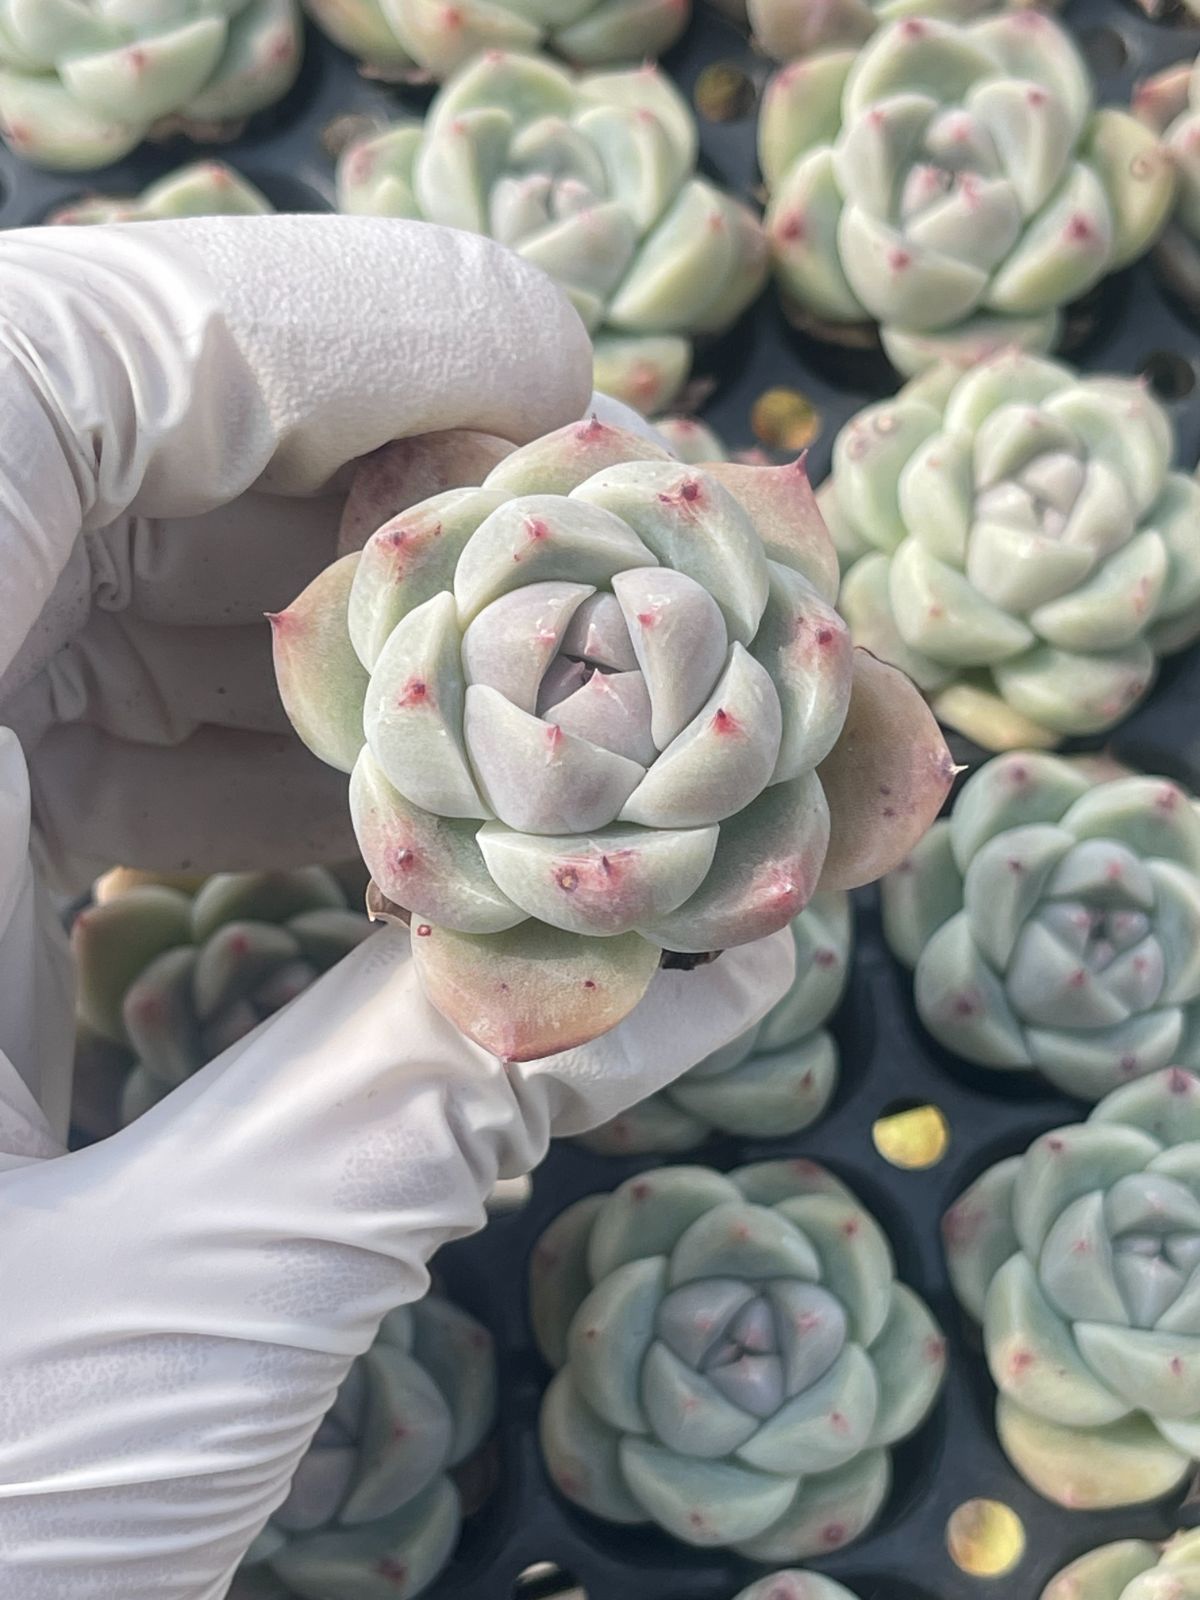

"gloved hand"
[0,218,795,1600]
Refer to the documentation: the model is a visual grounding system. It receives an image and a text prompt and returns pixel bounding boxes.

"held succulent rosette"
[580,892,850,1152]
[0,1,303,172]
[335,51,768,414]
[945,1067,1200,1510]
[271,417,953,1062]
[883,753,1200,1100]
[531,1161,946,1558]
[1042,1530,1200,1600]
[49,159,273,224]
[306,0,689,79]
[241,1295,497,1600]
[1135,57,1200,307]
[759,13,1174,374]
[825,350,1200,751]
[73,868,373,1129]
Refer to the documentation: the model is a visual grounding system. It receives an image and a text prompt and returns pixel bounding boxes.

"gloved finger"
[516,927,796,1138]
[28,724,355,892]
[10,611,289,748]
[94,492,342,628]
[0,218,592,682]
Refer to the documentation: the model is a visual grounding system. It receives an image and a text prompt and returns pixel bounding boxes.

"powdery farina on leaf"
[336,51,767,414]
[760,12,1174,374]
[883,752,1200,1099]
[241,1295,496,1600]
[531,1161,945,1559]
[1042,1529,1200,1600]
[825,349,1200,751]
[580,892,850,1152]
[272,418,953,1061]
[0,0,302,171]
[945,1067,1200,1510]
[306,0,690,79]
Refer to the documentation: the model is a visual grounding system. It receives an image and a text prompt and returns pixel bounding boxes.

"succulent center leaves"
[1040,1176,1200,1329]
[1003,837,1168,1030]
[655,1278,848,1436]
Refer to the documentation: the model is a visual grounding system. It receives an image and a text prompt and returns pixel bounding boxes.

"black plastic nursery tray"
[28,2,1200,1597]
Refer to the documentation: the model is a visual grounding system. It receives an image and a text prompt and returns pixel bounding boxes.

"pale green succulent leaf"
[539,1370,645,1523]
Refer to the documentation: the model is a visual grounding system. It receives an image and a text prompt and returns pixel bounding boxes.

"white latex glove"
[0,218,794,1600]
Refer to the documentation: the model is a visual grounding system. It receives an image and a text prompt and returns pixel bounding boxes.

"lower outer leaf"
[412,920,660,1061]
[816,649,955,891]
[733,1448,890,1563]
[996,1394,1191,1509]
[270,553,369,775]
[1041,1541,1161,1600]
[336,433,514,555]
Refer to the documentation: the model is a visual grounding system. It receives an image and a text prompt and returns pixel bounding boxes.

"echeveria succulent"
[885,753,1200,1097]
[0,1,303,172]
[581,892,849,1152]
[532,1161,946,1558]
[306,0,689,78]
[72,868,372,1128]
[49,160,273,224]
[945,1067,1200,1509]
[825,350,1200,751]
[272,417,953,1062]
[743,0,999,66]
[1135,58,1200,308]
[733,1576,861,1600]
[760,13,1174,374]
[1043,1531,1200,1600]
[335,52,768,414]
[243,1295,496,1600]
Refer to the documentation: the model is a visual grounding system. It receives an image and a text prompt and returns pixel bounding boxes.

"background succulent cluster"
[25,0,1200,1597]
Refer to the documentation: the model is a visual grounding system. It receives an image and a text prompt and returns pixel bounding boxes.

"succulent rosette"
[1135,57,1200,308]
[734,1576,860,1600]
[1042,1530,1200,1600]
[945,1067,1200,1509]
[49,159,273,224]
[824,350,1200,751]
[271,417,953,1062]
[0,1,303,172]
[335,51,768,414]
[581,892,850,1152]
[531,1161,946,1558]
[759,13,1174,375]
[884,753,1200,1098]
[306,0,689,79]
[241,1295,497,1600]
[72,868,373,1129]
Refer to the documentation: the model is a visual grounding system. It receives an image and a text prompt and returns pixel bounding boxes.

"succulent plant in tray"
[336,51,768,415]
[72,867,372,1132]
[306,0,690,80]
[945,1067,1200,1509]
[579,891,850,1152]
[1042,1529,1200,1600]
[0,1,303,172]
[531,1160,946,1558]
[825,350,1200,751]
[49,160,273,225]
[240,1294,496,1600]
[272,416,953,1062]
[1135,56,1200,310]
[734,1577,861,1600]
[760,12,1174,374]
[883,752,1200,1099]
